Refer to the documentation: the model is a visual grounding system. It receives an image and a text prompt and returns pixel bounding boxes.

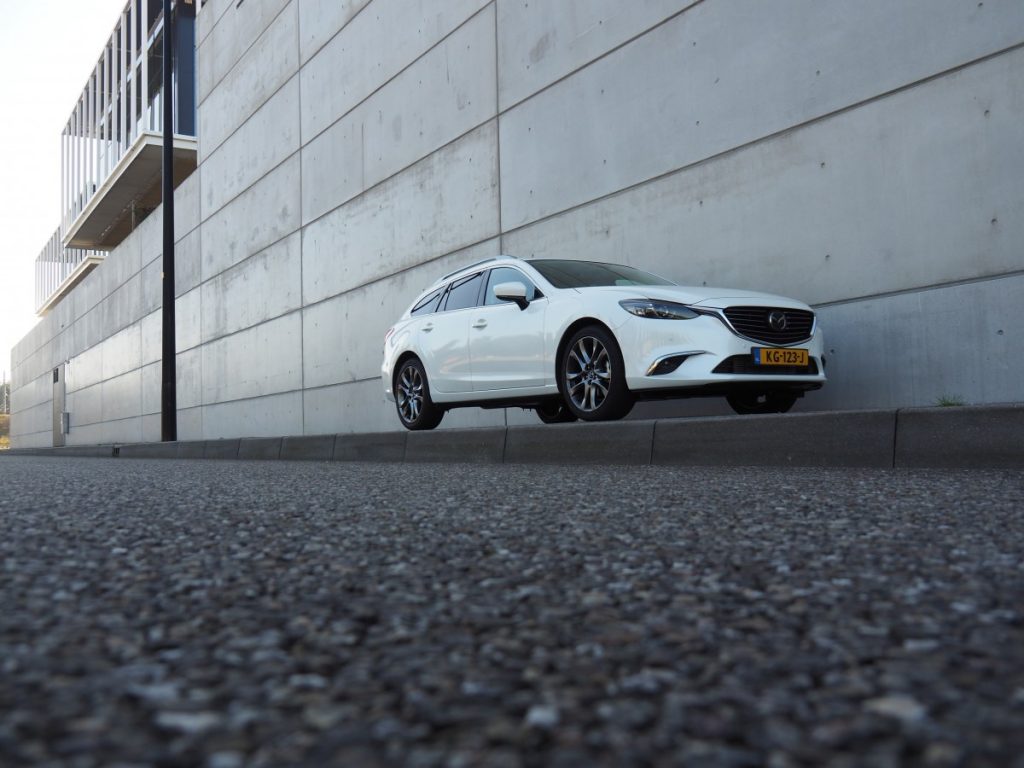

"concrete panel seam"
[202,145,299,225]
[298,213,499,305]
[297,7,307,437]
[302,376,382,394]
[493,0,504,251]
[187,231,502,361]
[190,388,309,412]
[301,116,499,229]
[195,0,228,47]
[813,268,1024,309]
[296,0,374,67]
[300,3,494,148]
[497,1,705,114]
[498,38,1024,238]
[197,1,295,112]
[199,74,301,217]
[62,410,158,432]
[18,265,156,365]
[173,219,202,249]
[202,104,490,236]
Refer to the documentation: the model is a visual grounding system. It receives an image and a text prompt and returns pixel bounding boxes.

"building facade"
[10,0,1024,448]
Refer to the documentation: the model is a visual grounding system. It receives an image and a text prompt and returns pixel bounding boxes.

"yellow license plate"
[754,347,808,366]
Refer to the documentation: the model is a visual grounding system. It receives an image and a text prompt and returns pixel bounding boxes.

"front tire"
[560,325,634,422]
[726,390,798,415]
[394,358,444,430]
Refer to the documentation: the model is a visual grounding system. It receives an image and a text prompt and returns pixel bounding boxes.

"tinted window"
[530,259,675,288]
[410,288,444,316]
[443,273,484,311]
[485,267,538,305]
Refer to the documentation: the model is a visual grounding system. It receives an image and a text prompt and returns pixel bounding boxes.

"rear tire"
[560,325,634,422]
[394,358,444,430]
[726,390,798,415]
[535,398,577,424]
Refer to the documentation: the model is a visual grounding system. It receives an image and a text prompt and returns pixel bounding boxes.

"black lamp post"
[161,0,177,441]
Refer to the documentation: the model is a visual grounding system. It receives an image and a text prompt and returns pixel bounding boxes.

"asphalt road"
[1,456,1022,767]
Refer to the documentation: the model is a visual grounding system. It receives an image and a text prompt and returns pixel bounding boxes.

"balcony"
[60,0,198,251]
[35,229,104,316]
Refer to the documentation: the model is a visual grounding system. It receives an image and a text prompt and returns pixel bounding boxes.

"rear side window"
[411,288,444,316]
[443,273,484,311]
[485,267,538,305]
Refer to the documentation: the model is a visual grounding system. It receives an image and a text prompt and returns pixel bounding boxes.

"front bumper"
[616,313,827,393]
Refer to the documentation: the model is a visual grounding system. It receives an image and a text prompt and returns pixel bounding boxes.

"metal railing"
[35,0,204,313]
[34,228,103,315]
[60,0,196,242]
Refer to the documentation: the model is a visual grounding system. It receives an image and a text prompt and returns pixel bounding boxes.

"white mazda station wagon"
[382,257,826,430]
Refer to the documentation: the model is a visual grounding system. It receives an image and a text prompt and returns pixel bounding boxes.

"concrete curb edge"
[4,405,1022,470]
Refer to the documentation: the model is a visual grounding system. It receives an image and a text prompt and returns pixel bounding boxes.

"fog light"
[647,355,689,376]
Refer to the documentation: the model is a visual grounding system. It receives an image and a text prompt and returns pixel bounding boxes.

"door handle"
[421,323,434,332]
[472,320,487,329]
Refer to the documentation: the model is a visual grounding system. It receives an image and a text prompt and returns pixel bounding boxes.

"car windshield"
[529,259,676,288]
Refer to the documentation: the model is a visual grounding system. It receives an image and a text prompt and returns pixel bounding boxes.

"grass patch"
[934,394,966,407]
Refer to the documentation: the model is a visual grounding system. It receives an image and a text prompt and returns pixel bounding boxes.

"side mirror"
[493,281,529,310]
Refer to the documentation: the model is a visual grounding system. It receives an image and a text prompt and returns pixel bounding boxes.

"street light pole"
[161,0,177,441]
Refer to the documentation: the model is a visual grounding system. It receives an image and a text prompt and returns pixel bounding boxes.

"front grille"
[722,306,814,345]
[713,355,819,376]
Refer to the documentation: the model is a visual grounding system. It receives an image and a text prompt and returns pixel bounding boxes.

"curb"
[652,410,897,468]
[4,405,1022,470]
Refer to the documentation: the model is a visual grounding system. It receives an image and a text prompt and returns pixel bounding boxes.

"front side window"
[484,267,538,305]
[529,259,676,288]
[443,272,484,311]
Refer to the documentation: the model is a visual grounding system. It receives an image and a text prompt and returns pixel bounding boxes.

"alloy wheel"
[397,364,424,424]
[564,336,612,413]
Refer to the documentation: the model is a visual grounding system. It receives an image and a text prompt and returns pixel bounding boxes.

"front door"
[469,300,547,390]
[470,266,548,390]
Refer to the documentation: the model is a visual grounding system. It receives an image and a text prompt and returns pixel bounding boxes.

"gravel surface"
[0,456,1022,767]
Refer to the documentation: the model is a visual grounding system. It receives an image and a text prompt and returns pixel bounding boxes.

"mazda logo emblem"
[768,311,788,331]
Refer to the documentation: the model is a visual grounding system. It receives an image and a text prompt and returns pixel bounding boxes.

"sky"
[0,0,131,385]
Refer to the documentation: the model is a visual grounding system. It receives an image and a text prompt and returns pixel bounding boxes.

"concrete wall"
[12,0,1024,446]
[10,172,200,447]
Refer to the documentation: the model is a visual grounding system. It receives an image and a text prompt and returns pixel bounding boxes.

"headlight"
[619,299,700,320]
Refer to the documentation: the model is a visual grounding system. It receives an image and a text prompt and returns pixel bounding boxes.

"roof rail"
[439,256,502,282]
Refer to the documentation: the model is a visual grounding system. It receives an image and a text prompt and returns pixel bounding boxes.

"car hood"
[573,285,811,310]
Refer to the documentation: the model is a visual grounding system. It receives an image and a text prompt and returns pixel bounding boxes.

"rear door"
[415,272,484,395]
